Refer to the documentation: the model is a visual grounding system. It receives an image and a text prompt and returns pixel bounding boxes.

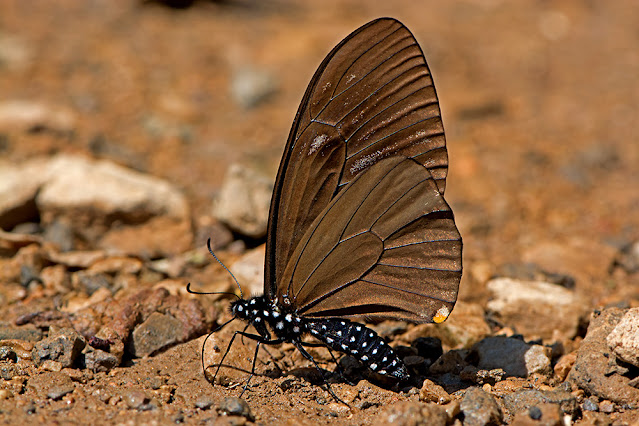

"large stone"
[38,154,189,225]
[486,278,587,341]
[471,336,552,377]
[1,154,189,234]
[213,164,273,238]
[460,388,503,426]
[31,327,86,368]
[129,312,183,357]
[567,308,639,406]
[607,307,639,367]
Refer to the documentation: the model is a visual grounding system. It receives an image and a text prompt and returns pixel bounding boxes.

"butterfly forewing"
[265,18,451,299]
[277,156,461,323]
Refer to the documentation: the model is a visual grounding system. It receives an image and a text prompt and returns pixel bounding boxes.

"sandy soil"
[1,1,638,424]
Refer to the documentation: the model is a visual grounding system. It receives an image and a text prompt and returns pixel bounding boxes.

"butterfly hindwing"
[277,156,461,323]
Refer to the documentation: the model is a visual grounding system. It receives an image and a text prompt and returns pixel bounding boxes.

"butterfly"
[190,17,462,402]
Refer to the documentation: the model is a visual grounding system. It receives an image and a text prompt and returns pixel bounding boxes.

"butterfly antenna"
[185,238,244,300]
[207,238,244,299]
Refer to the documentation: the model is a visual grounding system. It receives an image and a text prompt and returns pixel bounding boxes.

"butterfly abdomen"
[306,318,409,380]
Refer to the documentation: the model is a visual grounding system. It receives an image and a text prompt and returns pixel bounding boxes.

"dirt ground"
[1,0,639,425]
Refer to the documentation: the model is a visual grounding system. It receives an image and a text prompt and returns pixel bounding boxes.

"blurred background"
[1,0,638,305]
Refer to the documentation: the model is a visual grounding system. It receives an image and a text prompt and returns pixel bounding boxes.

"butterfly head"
[229,298,251,320]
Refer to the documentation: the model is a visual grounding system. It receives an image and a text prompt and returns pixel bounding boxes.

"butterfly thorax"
[230,295,306,342]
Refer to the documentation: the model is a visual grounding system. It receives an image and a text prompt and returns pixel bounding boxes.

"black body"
[230,296,408,380]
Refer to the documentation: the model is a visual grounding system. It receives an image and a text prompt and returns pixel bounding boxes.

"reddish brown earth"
[1,1,638,425]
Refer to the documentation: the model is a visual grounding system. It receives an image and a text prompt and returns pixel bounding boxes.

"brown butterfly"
[191,17,462,402]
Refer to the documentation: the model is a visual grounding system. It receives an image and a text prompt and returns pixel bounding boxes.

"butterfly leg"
[210,330,270,383]
[292,340,348,405]
[239,340,262,397]
[217,331,284,397]
[300,342,353,385]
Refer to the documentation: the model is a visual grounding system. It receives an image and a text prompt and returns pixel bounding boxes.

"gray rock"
[582,398,599,412]
[230,245,265,296]
[230,66,277,109]
[46,384,74,400]
[71,270,112,295]
[471,336,551,377]
[83,348,119,372]
[129,312,183,357]
[607,307,639,367]
[486,278,587,341]
[501,389,578,418]
[31,327,85,368]
[218,397,254,421]
[213,163,273,238]
[567,308,639,405]
[460,388,503,426]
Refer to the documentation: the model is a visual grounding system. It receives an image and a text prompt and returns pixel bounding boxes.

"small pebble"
[528,406,542,420]
[582,398,599,412]
[47,384,74,400]
[599,400,615,413]
[218,397,253,421]
[124,389,148,409]
[195,395,215,410]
